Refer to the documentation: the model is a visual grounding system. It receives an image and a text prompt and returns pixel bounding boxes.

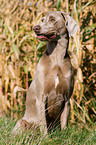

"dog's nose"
[33,25,41,33]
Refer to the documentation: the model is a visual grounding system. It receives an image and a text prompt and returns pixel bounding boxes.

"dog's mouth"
[36,32,56,41]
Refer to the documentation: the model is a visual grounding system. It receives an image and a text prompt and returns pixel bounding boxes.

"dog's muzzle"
[33,25,56,41]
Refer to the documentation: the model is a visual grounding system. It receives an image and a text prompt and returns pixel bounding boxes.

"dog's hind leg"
[12,80,39,133]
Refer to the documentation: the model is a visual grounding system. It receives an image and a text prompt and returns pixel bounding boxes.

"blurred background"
[0,0,95,126]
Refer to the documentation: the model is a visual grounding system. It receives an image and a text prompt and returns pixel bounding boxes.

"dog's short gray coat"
[13,11,79,134]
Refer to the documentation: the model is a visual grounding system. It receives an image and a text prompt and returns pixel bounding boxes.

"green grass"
[0,117,96,145]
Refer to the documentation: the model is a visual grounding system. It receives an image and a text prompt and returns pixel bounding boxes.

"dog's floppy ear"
[61,12,79,37]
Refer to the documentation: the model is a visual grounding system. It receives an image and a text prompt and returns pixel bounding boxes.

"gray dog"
[13,11,79,134]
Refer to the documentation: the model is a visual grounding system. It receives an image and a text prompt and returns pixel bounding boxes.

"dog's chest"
[44,63,71,96]
[55,76,59,88]
[44,63,71,119]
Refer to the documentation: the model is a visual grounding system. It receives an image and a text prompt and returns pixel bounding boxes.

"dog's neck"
[46,33,69,65]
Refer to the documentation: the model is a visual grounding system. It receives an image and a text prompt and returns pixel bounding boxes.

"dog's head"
[33,11,79,41]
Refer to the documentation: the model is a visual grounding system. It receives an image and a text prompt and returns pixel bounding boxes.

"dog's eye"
[49,17,56,22]
[42,18,44,22]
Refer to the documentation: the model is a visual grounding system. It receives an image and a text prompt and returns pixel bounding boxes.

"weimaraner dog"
[13,11,78,134]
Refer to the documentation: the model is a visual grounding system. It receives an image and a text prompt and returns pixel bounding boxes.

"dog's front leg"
[37,97,47,135]
[60,100,70,129]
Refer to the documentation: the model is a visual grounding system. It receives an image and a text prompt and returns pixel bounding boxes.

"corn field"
[0,0,95,126]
